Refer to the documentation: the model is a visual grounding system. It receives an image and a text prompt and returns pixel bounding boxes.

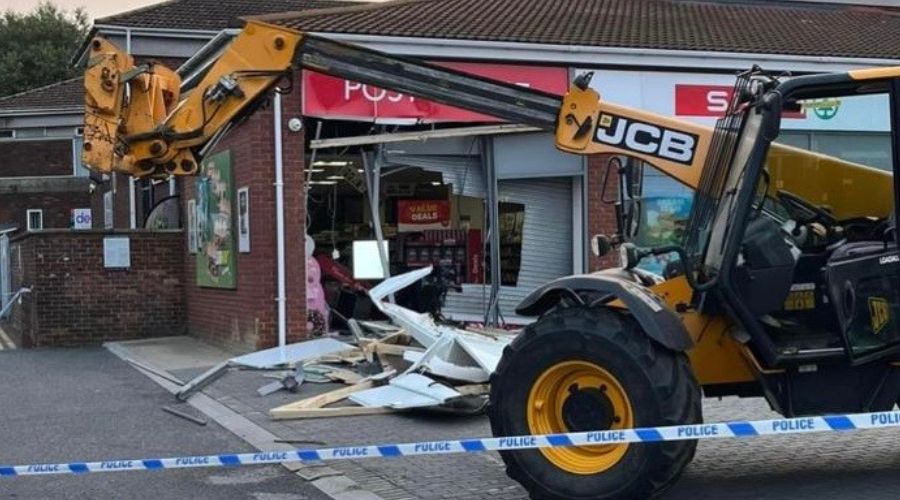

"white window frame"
[26,209,43,231]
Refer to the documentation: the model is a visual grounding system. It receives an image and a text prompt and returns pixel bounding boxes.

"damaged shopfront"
[302,64,586,327]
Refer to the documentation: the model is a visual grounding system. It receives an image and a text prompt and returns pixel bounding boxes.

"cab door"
[829,79,900,364]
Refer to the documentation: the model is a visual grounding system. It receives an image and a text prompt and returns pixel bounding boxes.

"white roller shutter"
[443,177,573,323]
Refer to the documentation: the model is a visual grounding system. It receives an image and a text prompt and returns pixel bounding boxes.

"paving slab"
[0,347,329,500]
[112,335,237,371]
[111,335,900,500]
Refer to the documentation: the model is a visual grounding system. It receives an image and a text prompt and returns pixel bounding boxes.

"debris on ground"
[162,403,209,426]
[230,338,356,369]
[256,369,305,396]
[168,267,518,419]
[176,361,230,401]
[262,266,519,420]
[174,338,357,401]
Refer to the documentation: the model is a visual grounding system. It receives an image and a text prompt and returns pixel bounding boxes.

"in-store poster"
[397,200,451,232]
[196,150,237,288]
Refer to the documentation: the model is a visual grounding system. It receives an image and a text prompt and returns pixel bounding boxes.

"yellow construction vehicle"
[84,19,900,500]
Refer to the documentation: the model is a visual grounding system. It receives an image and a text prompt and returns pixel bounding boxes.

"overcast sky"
[0,0,157,19]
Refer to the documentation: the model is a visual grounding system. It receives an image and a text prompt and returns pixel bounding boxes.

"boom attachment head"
[84,37,187,178]
[82,21,304,179]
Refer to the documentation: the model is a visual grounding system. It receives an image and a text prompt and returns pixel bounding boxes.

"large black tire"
[489,306,701,500]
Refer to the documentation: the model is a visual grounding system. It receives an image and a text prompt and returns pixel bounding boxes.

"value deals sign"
[397,200,451,232]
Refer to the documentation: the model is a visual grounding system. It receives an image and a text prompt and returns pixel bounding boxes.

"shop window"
[72,136,90,177]
[496,202,525,286]
[811,132,891,171]
[26,210,43,231]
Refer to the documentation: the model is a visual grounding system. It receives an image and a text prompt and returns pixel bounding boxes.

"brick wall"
[181,78,307,351]
[0,139,73,177]
[5,230,185,347]
[587,154,621,271]
[0,190,92,231]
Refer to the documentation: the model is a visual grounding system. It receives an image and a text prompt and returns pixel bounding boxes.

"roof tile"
[263,0,900,60]
[0,78,84,113]
[96,0,363,31]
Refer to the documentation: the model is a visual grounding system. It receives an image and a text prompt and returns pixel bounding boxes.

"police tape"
[4,410,900,477]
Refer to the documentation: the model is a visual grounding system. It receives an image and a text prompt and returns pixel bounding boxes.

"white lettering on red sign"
[706,90,730,113]
[675,84,805,118]
[303,63,568,123]
[344,81,414,104]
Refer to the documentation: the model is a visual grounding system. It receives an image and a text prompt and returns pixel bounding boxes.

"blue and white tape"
[3,410,900,477]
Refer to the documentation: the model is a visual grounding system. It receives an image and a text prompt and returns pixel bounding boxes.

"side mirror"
[621,243,647,270]
[591,234,613,258]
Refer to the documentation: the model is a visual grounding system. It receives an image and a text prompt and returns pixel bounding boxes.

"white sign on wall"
[71,208,92,229]
[574,69,891,132]
[103,237,130,269]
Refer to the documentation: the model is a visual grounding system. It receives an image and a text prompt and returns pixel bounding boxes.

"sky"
[0,0,160,20]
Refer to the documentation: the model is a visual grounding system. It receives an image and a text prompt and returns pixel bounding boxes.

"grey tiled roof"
[0,78,83,113]
[263,0,900,59]
[96,0,364,31]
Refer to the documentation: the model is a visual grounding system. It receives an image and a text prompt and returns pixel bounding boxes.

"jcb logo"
[594,114,698,165]
[869,297,890,335]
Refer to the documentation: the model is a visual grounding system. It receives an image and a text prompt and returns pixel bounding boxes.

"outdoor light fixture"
[326,175,345,180]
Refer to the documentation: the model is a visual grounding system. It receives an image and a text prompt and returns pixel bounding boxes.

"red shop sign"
[397,200,451,232]
[303,62,568,123]
[675,84,805,118]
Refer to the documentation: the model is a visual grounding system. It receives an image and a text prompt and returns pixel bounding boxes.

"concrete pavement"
[0,347,330,500]
[106,336,900,500]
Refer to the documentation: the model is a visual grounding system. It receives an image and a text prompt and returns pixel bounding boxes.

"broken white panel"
[369,266,465,348]
[368,266,433,304]
[453,332,512,374]
[349,373,462,409]
[402,334,489,383]
[369,266,515,379]
[403,350,489,383]
[230,338,355,369]
[368,267,437,347]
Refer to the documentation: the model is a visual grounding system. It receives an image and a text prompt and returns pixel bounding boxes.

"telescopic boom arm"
[83,19,712,183]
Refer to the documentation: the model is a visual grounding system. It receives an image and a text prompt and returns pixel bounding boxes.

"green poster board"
[196,150,237,288]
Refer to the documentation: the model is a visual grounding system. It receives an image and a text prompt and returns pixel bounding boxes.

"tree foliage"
[0,2,89,97]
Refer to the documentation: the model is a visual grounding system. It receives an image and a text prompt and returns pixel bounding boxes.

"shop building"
[7,0,900,349]
[297,63,584,323]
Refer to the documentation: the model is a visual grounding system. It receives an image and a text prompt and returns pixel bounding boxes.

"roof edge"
[313,32,900,72]
[0,106,84,117]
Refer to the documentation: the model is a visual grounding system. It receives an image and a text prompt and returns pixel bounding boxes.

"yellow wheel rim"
[527,360,633,475]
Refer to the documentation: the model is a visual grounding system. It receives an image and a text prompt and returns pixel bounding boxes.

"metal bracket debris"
[175,361,231,401]
[257,369,305,396]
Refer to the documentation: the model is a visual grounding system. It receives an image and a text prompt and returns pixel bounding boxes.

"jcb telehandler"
[84,20,900,500]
